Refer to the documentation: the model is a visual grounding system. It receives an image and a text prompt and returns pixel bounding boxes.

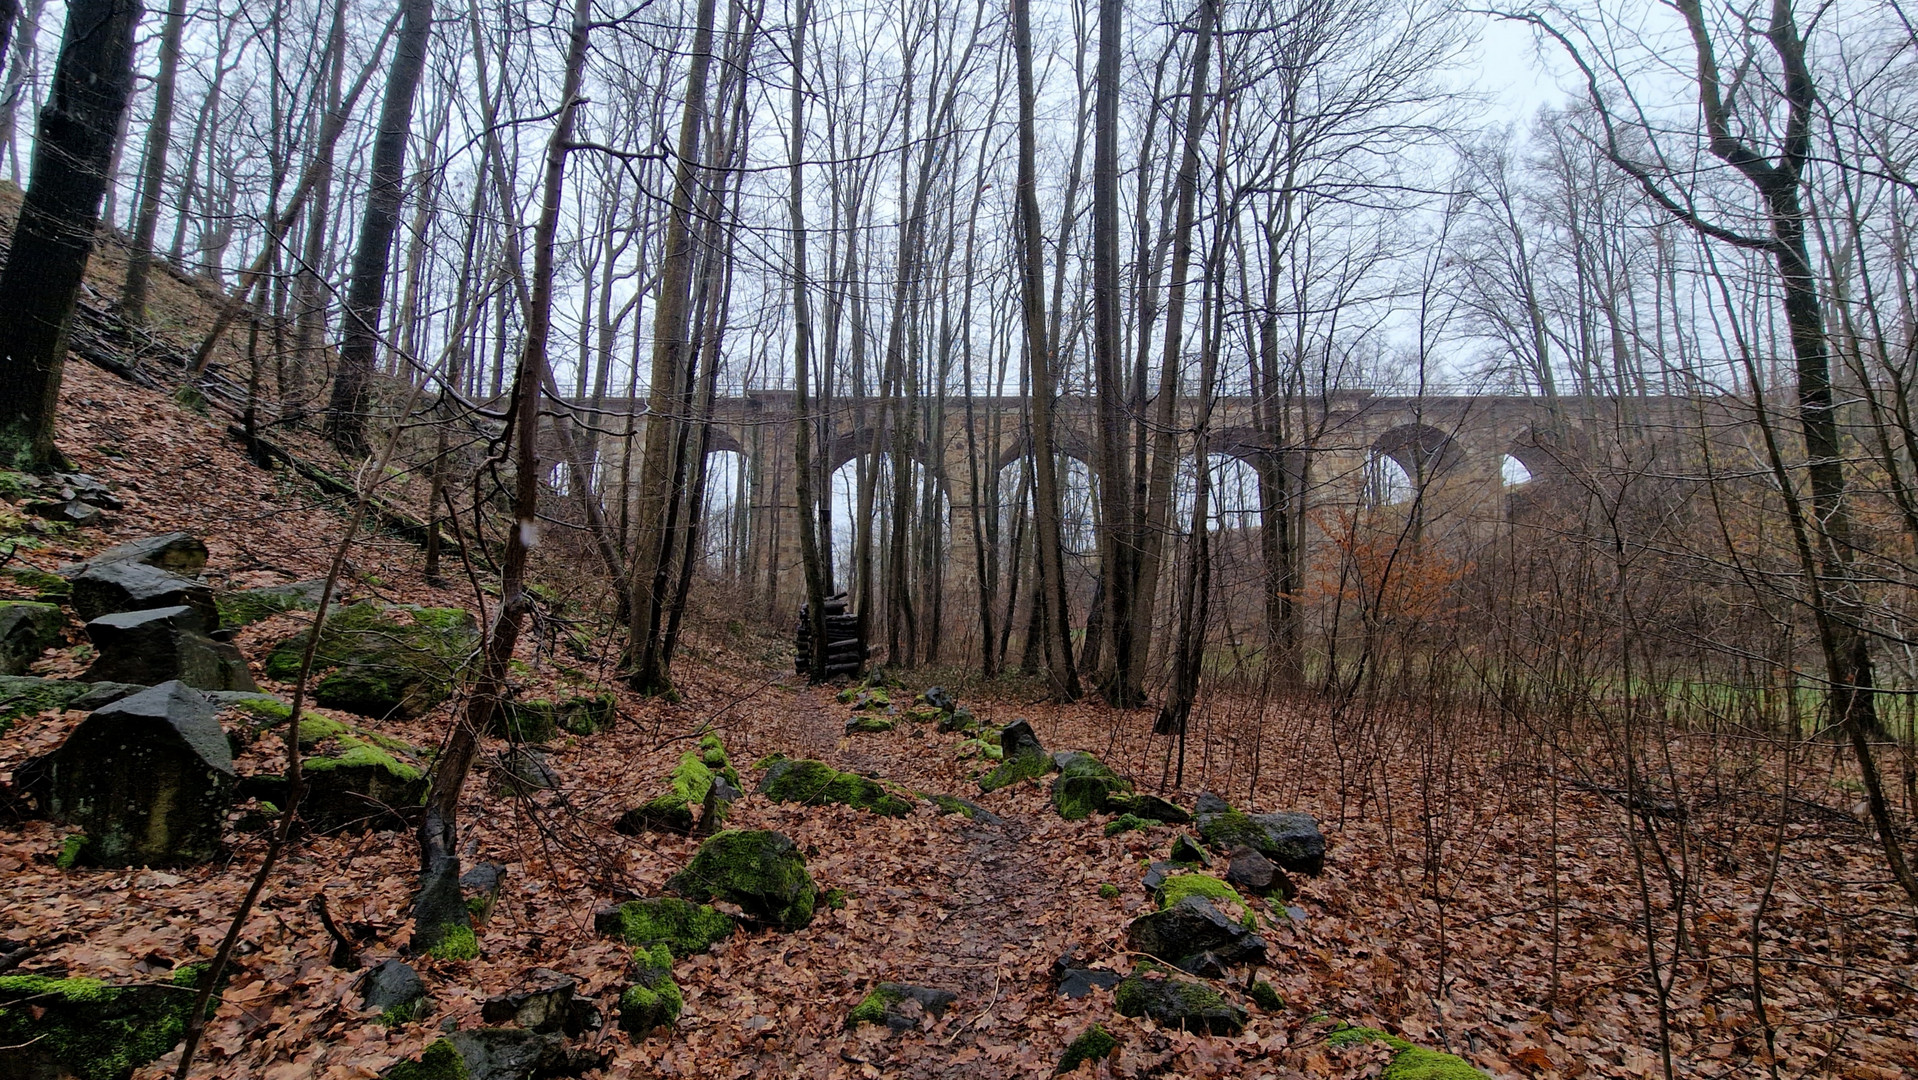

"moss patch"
[1248,980,1283,1011]
[384,1038,469,1080]
[0,967,216,1080]
[426,924,479,961]
[304,734,426,782]
[601,898,735,957]
[1098,883,1120,899]
[977,748,1049,793]
[1157,873,1244,911]
[1057,1023,1118,1073]
[263,603,475,719]
[1326,1024,1485,1079]
[1104,814,1154,836]
[618,944,683,1034]
[844,985,903,1029]
[759,758,914,817]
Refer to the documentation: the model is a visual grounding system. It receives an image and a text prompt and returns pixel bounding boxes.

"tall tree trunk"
[0,0,140,472]
[790,0,831,680]
[626,0,718,694]
[1013,0,1081,700]
[323,0,433,456]
[1090,0,1140,705]
[413,0,591,951]
[118,0,186,321]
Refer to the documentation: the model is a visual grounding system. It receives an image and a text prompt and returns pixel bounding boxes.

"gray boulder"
[978,719,1051,793]
[445,1026,605,1080]
[360,959,429,1021]
[667,829,817,930]
[66,533,208,576]
[0,602,62,675]
[70,560,218,626]
[1114,965,1247,1035]
[28,681,236,866]
[1194,791,1325,875]
[482,969,596,1035]
[82,606,256,691]
[1125,895,1268,975]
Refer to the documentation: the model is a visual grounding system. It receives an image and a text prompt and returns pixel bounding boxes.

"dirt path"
[766,684,1065,1076]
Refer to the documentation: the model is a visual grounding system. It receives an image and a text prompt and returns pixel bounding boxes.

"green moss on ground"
[1157,873,1244,910]
[426,924,478,961]
[1098,883,1120,899]
[383,1038,469,1080]
[1057,1023,1118,1073]
[844,985,904,1029]
[1104,814,1154,836]
[1325,1025,1486,1079]
[759,758,914,817]
[602,898,735,957]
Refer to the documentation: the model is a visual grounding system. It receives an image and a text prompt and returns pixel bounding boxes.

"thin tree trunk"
[118,0,186,322]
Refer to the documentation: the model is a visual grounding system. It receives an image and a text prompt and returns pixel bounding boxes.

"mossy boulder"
[844,983,956,1032]
[1058,1023,1118,1073]
[1108,792,1191,824]
[0,601,62,675]
[926,792,1002,824]
[214,580,323,629]
[493,699,559,742]
[616,751,716,834]
[83,606,257,691]
[667,829,817,930]
[978,720,1050,793]
[1155,873,1245,910]
[758,757,914,816]
[24,681,235,866]
[845,714,895,734]
[1113,964,1246,1035]
[68,533,207,577]
[557,693,615,735]
[0,675,125,735]
[298,724,429,832]
[1051,751,1132,820]
[263,603,477,720]
[1193,792,1325,875]
[697,734,740,787]
[594,897,735,957]
[1104,813,1155,836]
[618,944,682,1035]
[1125,894,1267,975]
[0,964,215,1080]
[383,1038,469,1080]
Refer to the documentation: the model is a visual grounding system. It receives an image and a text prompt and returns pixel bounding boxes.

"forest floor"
[0,247,1914,1079]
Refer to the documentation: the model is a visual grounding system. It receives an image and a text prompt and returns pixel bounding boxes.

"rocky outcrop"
[1113,963,1247,1035]
[1050,751,1133,820]
[22,681,236,866]
[979,720,1051,793]
[1125,894,1267,976]
[0,601,62,675]
[69,560,218,627]
[83,605,256,691]
[263,603,477,719]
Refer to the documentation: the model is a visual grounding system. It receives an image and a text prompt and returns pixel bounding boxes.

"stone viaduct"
[554,391,1724,613]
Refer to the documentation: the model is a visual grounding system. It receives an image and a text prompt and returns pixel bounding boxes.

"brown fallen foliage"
[0,361,1913,1080]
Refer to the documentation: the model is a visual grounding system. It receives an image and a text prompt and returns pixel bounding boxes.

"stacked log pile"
[795,593,865,680]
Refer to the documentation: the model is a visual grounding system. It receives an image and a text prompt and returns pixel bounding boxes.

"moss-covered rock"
[0,964,216,1080]
[1113,964,1246,1035]
[1051,751,1133,820]
[1156,873,1244,911]
[616,751,715,834]
[493,699,559,742]
[1104,813,1155,836]
[1125,894,1267,974]
[0,675,96,734]
[1057,1023,1118,1073]
[845,714,895,734]
[1326,1025,1489,1080]
[758,757,914,817]
[215,581,323,629]
[618,944,682,1035]
[263,603,477,720]
[558,693,616,735]
[11,563,71,602]
[843,983,956,1032]
[1248,980,1283,1011]
[382,1038,469,1080]
[667,829,817,930]
[978,720,1050,793]
[298,726,429,833]
[697,735,740,788]
[595,898,735,957]
[1193,792,1325,875]
[0,601,63,676]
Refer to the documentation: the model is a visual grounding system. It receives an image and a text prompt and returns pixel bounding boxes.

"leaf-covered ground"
[0,361,1914,1080]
